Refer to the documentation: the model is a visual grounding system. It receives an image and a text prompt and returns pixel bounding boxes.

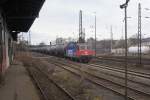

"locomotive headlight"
[84,51,88,55]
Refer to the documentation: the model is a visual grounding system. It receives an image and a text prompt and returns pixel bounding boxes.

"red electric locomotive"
[65,42,95,63]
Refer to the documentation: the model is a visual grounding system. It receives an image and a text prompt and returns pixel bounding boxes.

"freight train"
[32,42,95,63]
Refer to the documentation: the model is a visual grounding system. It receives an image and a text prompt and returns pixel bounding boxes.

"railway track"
[89,63,150,79]
[64,60,150,86]
[63,58,150,87]
[54,57,150,81]
[96,56,150,65]
[30,53,150,100]
[89,62,150,85]
[46,57,150,100]
[27,66,76,100]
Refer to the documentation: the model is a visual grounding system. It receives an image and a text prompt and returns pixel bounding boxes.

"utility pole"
[138,3,142,66]
[83,28,85,41]
[29,30,31,45]
[110,26,113,53]
[50,42,52,47]
[95,12,97,57]
[22,32,24,41]
[120,0,130,100]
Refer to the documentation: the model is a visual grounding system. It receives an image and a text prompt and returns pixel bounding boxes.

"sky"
[23,0,150,45]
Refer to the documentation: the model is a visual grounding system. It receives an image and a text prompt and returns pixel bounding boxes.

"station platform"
[0,61,40,100]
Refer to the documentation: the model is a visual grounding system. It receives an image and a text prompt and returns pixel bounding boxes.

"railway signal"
[120,0,130,100]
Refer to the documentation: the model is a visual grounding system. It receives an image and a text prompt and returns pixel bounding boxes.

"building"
[87,38,95,50]
[56,38,66,45]
[87,38,111,54]
[142,38,150,47]
[0,0,45,82]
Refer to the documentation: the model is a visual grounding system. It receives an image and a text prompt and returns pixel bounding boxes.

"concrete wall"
[0,8,11,75]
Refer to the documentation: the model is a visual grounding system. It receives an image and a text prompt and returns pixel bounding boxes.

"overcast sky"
[26,0,150,45]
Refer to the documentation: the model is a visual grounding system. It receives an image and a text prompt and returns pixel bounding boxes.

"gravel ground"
[16,52,126,100]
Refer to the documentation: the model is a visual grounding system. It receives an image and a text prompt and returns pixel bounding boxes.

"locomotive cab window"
[79,45,88,50]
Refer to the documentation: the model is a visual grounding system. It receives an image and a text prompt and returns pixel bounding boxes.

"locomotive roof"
[77,42,88,45]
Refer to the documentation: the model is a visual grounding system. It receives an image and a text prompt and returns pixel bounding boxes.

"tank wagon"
[128,46,150,54]
[33,42,95,63]
[111,46,150,56]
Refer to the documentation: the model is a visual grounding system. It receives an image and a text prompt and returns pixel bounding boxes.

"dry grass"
[52,68,103,100]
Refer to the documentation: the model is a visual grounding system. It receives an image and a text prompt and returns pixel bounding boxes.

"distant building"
[142,38,150,47]
[87,38,95,50]
[56,38,66,45]
[111,48,125,55]
[87,38,111,54]
[96,40,111,54]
